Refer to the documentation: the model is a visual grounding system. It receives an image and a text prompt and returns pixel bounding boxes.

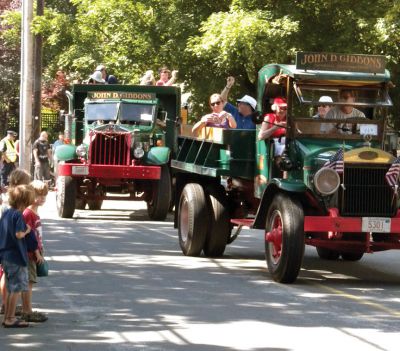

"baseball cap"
[273,97,287,107]
[7,130,17,137]
[89,71,105,83]
[318,96,333,103]
[237,95,257,110]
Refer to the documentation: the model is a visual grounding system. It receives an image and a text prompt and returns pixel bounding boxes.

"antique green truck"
[172,52,399,283]
[55,84,180,220]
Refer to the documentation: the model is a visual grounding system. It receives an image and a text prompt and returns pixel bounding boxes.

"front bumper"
[58,163,161,180]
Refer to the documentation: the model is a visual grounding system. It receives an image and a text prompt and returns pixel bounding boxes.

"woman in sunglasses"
[192,94,237,135]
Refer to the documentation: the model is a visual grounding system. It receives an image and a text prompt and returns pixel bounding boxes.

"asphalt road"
[1,192,399,351]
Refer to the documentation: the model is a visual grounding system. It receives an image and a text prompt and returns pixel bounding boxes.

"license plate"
[72,166,89,176]
[362,217,391,233]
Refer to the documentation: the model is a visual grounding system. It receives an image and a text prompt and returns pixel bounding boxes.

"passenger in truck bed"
[258,97,287,156]
[192,94,237,135]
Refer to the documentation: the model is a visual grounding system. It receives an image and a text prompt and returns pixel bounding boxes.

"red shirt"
[264,113,286,138]
[23,208,43,256]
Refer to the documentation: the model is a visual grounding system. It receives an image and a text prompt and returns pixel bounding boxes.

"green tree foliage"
[1,0,400,122]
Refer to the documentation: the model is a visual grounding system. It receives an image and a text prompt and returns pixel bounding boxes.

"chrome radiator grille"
[89,131,131,166]
[341,164,394,217]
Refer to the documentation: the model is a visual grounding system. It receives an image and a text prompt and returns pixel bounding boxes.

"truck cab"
[55,84,180,220]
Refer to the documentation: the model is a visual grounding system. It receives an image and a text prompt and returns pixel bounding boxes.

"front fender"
[146,146,170,165]
[252,178,307,229]
[55,144,76,161]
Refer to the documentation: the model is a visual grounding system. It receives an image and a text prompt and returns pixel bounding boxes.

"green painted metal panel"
[146,146,170,165]
[55,144,76,161]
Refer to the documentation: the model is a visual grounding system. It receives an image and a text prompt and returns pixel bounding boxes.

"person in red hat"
[258,97,287,143]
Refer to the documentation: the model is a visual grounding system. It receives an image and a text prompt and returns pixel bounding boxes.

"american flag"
[385,157,400,187]
[323,148,344,174]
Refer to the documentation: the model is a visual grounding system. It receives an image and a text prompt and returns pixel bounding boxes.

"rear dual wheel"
[178,183,230,257]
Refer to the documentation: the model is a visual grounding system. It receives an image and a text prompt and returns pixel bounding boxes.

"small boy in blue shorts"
[0,184,35,328]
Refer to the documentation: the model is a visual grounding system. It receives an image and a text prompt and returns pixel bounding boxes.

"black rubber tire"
[203,186,230,257]
[178,183,208,256]
[75,198,86,210]
[341,252,364,261]
[265,192,305,283]
[147,165,171,220]
[87,199,103,210]
[316,247,340,260]
[56,176,76,218]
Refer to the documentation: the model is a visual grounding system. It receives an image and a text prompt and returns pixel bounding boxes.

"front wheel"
[147,166,171,220]
[265,193,305,283]
[56,176,76,218]
[178,183,208,256]
[341,252,364,261]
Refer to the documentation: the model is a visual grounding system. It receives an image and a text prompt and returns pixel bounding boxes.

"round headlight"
[76,144,87,157]
[314,167,340,195]
[134,147,145,159]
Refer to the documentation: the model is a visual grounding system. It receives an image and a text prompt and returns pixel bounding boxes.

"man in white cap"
[0,130,18,187]
[313,96,333,119]
[221,76,256,129]
[312,95,334,133]
[95,64,118,84]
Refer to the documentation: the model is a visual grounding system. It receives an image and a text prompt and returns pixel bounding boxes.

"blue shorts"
[2,260,28,293]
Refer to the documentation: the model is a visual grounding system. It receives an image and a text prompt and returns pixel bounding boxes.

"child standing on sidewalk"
[0,184,35,328]
[21,180,48,322]
[0,169,31,315]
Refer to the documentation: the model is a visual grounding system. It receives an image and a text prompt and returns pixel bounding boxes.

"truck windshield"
[85,102,118,123]
[119,103,156,125]
[294,84,392,107]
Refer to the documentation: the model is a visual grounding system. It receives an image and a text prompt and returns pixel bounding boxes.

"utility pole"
[32,0,44,141]
[19,0,34,172]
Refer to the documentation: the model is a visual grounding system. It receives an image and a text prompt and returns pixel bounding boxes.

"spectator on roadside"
[156,67,178,86]
[192,93,237,135]
[0,130,18,188]
[32,132,52,181]
[21,180,48,323]
[0,184,35,328]
[52,132,64,152]
[221,76,256,129]
[0,169,31,318]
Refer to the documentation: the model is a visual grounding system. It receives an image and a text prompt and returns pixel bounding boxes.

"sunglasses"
[210,101,222,107]
[319,104,329,108]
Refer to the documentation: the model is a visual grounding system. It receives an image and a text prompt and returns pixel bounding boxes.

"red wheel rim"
[266,210,283,264]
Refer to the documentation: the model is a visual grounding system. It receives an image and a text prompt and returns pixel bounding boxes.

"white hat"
[318,96,333,103]
[237,95,257,110]
[95,65,106,71]
[89,71,105,83]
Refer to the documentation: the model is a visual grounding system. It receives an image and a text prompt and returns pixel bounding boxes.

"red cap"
[273,97,287,106]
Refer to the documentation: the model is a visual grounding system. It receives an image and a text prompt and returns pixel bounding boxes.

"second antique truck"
[55,84,180,220]
[172,52,400,283]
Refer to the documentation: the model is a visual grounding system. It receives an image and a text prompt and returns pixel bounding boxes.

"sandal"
[3,319,29,328]
[21,311,48,323]
[15,305,23,316]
